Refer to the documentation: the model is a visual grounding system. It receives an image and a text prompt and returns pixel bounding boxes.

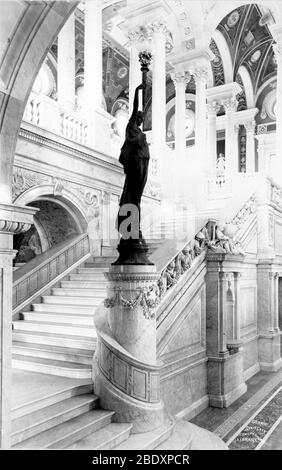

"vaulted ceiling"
[217,4,276,93]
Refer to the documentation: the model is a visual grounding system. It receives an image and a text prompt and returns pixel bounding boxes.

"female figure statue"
[118,84,150,235]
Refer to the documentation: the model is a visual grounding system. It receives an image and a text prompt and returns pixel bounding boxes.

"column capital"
[127,21,173,53]
[222,96,238,113]
[207,100,220,116]
[244,120,256,133]
[191,66,209,84]
[170,70,190,87]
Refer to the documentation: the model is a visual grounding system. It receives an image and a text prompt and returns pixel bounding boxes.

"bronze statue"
[118,83,150,233]
[113,83,152,265]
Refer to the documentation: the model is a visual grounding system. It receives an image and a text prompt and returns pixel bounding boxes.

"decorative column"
[256,178,282,371]
[245,120,256,173]
[128,36,142,115]
[255,125,268,174]
[274,273,279,332]
[271,25,282,182]
[57,13,76,110]
[207,101,220,177]
[0,203,37,448]
[171,70,190,157]
[222,97,238,178]
[206,252,246,408]
[84,0,103,113]
[193,67,209,169]
[152,22,167,153]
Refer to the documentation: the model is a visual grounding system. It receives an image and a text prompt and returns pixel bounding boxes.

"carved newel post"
[94,51,165,432]
[94,264,164,432]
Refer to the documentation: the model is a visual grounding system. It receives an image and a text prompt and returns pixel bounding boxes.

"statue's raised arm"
[129,84,144,123]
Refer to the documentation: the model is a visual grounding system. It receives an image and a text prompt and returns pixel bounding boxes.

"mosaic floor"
[190,368,282,450]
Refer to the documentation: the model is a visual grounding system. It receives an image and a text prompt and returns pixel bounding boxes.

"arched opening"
[13,197,83,265]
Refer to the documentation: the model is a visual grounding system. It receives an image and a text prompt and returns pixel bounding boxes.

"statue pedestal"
[93,264,164,432]
[112,236,154,266]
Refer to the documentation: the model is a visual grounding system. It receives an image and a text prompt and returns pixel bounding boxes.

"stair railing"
[13,233,91,314]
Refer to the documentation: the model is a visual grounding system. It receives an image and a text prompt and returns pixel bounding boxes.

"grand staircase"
[11,212,226,450]
[12,257,112,379]
[11,215,180,378]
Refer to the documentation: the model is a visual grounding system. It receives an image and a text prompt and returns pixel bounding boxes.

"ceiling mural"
[103,46,129,113]
[209,38,225,87]
[217,4,276,94]
[236,73,247,112]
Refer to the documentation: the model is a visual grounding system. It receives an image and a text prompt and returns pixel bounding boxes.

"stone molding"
[18,126,122,174]
[0,203,38,235]
[12,166,101,222]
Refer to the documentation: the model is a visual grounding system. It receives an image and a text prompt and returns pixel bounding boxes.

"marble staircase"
[12,258,113,379]
[12,230,169,378]
[11,371,133,449]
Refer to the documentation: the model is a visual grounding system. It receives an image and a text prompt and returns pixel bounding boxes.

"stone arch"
[13,184,88,234]
[13,187,90,263]
[0,1,78,204]
[237,65,255,108]
[211,30,233,84]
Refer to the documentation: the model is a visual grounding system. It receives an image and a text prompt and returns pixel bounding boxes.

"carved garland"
[104,285,160,320]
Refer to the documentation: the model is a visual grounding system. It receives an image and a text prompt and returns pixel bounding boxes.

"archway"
[0,1,78,203]
[13,197,85,265]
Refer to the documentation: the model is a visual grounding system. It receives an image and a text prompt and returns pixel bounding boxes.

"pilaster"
[206,252,247,408]
[0,203,37,448]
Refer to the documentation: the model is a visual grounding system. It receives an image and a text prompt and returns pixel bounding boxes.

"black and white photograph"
[0,0,281,457]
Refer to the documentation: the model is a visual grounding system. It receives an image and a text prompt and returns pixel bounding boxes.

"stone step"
[11,394,97,446]
[77,267,109,274]
[13,342,93,365]
[84,262,113,268]
[66,423,133,450]
[156,421,228,450]
[69,274,106,282]
[13,409,115,449]
[114,420,174,450]
[42,295,102,306]
[32,303,95,314]
[52,288,105,297]
[12,330,96,350]
[13,320,96,338]
[61,280,106,289]
[11,377,93,420]
[20,311,94,326]
[91,256,116,263]
[12,355,92,379]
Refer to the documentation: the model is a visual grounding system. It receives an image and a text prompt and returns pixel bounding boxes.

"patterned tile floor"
[190,368,282,450]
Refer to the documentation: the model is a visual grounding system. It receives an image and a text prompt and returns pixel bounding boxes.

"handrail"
[155,223,210,301]
[155,217,246,302]
[13,233,90,311]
